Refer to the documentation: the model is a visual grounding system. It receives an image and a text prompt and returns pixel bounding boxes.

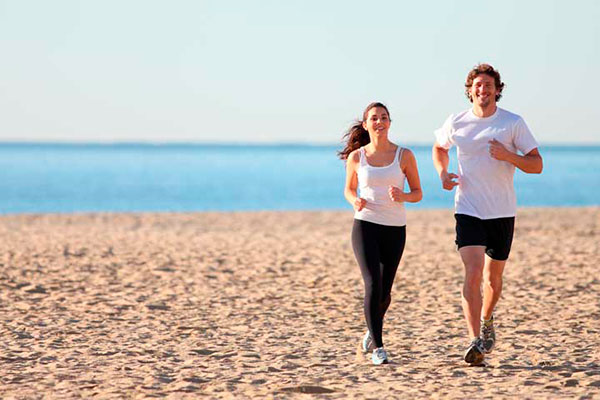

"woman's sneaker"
[371,347,389,365]
[464,337,485,365]
[480,316,495,353]
[361,330,375,353]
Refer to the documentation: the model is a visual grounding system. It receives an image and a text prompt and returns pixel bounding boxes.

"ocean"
[0,143,598,214]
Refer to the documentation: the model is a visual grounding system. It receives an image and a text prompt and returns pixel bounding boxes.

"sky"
[0,0,599,144]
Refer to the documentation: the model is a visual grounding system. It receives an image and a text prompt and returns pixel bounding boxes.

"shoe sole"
[464,347,485,365]
[372,359,389,365]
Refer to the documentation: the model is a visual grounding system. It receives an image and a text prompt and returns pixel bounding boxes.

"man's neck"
[472,104,497,118]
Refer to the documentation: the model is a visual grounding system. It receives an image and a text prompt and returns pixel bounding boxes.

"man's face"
[469,74,498,109]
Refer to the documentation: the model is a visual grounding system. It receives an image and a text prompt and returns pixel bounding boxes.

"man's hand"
[440,170,459,191]
[488,139,511,161]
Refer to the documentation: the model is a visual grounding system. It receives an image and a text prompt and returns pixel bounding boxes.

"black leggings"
[351,219,406,348]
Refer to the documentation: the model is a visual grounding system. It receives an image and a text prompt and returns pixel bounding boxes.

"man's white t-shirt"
[435,107,539,219]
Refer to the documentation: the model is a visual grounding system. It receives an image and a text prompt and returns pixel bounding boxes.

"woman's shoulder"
[348,148,362,163]
[400,146,414,157]
[397,146,416,164]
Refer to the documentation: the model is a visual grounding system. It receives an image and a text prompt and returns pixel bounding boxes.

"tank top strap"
[358,146,366,165]
[397,146,404,164]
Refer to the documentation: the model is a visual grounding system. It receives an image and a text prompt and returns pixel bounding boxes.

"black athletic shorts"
[454,214,515,261]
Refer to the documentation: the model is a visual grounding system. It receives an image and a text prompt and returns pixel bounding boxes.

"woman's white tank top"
[354,145,407,226]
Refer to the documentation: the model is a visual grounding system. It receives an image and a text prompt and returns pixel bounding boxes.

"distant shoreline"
[1,205,598,218]
[1,141,599,149]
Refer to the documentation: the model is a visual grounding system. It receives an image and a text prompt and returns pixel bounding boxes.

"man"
[432,64,543,365]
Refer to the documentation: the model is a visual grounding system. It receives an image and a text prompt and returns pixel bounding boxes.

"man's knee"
[484,275,503,291]
[464,265,482,285]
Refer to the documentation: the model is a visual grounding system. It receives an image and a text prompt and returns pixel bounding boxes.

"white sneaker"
[371,347,389,365]
[361,330,375,353]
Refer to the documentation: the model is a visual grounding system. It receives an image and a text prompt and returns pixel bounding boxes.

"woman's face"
[363,107,391,137]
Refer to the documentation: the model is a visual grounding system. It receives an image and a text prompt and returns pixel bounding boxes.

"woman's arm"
[344,150,366,211]
[389,149,423,203]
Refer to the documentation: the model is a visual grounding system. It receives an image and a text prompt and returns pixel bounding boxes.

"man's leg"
[459,246,486,339]
[482,256,506,320]
[482,215,513,319]
[479,256,506,353]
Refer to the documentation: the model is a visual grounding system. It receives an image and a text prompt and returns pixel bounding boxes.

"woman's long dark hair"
[338,102,390,160]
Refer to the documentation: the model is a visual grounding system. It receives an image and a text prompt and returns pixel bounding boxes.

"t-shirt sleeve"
[434,114,454,150]
[513,117,539,155]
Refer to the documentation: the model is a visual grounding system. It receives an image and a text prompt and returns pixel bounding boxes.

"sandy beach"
[1,207,599,399]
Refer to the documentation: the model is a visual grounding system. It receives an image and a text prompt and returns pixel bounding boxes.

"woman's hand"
[354,197,367,211]
[388,186,405,202]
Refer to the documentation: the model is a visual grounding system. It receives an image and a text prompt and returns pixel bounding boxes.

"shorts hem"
[485,250,510,261]
[456,243,486,250]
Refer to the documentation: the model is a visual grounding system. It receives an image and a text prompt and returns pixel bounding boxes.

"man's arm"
[432,143,459,190]
[488,139,543,174]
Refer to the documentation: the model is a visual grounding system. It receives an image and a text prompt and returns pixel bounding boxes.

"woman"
[339,102,422,365]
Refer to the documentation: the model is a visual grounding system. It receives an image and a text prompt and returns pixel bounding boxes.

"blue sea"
[0,143,598,214]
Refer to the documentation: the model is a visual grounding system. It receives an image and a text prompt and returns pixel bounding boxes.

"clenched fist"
[488,139,510,161]
[388,186,405,202]
[440,170,459,191]
[354,197,367,211]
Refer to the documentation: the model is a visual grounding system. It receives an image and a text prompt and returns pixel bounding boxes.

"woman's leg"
[378,225,406,319]
[352,220,384,348]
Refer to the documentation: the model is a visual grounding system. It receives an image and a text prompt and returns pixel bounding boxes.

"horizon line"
[0,140,599,147]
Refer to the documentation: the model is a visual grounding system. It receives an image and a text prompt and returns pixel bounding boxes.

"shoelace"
[469,338,484,352]
[375,348,387,359]
[481,323,493,337]
[477,339,485,352]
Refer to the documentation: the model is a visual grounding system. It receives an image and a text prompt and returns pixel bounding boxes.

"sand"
[1,207,599,399]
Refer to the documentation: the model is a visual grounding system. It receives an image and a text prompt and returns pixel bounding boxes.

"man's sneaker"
[480,316,496,353]
[464,337,485,365]
[372,347,389,365]
[361,330,375,353]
